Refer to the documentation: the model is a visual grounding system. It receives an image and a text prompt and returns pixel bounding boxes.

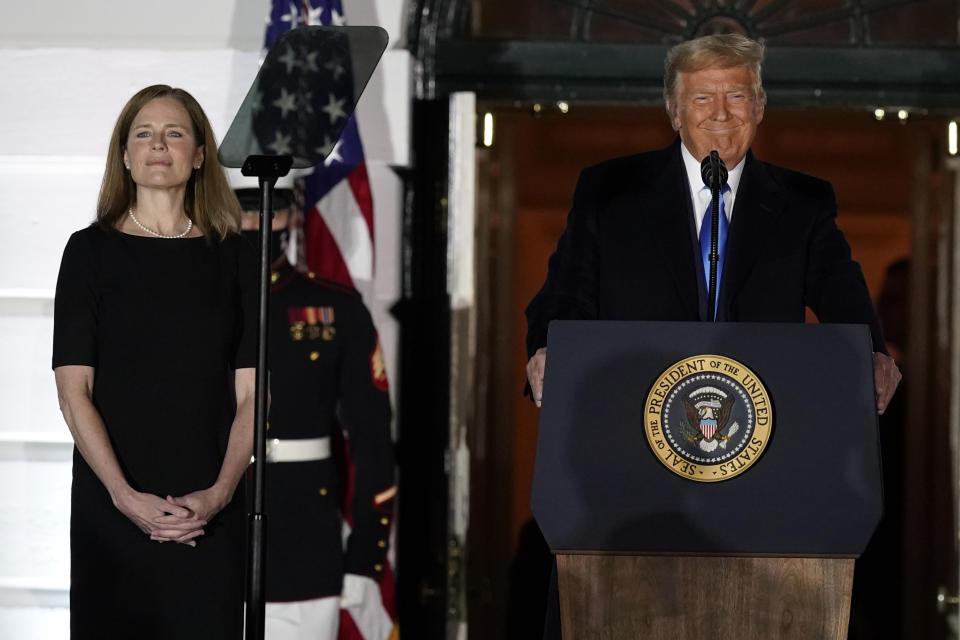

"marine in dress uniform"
[237,189,396,640]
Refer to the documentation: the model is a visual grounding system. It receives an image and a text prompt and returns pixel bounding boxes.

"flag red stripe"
[305,207,355,288]
[338,609,365,640]
[347,162,375,239]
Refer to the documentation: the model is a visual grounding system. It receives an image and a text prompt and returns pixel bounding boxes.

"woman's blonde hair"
[96,85,241,239]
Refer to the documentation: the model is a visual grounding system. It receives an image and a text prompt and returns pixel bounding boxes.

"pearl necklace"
[128,208,193,239]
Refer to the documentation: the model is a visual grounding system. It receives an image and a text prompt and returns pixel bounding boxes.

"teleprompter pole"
[243,154,292,640]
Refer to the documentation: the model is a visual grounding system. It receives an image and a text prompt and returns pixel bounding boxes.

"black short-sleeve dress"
[52,224,257,640]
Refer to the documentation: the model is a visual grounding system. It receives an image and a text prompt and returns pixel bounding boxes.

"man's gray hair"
[663,34,767,106]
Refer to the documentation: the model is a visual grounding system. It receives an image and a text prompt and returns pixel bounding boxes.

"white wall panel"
[0,0,405,50]
[357,50,412,167]
[0,158,102,292]
[349,0,409,50]
[0,460,71,584]
[0,608,69,639]
[0,316,65,437]
[0,0,269,49]
[0,455,71,638]
[0,0,404,51]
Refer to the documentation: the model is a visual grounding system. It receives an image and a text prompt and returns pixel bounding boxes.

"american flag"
[263,3,397,640]
[265,0,375,294]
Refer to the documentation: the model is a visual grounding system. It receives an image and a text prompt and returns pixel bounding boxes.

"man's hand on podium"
[526,346,900,414]
[873,352,902,415]
[526,347,547,407]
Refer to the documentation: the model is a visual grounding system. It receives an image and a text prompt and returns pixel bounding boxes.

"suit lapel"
[719,151,784,317]
[646,139,702,320]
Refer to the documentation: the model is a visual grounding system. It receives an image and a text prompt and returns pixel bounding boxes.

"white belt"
[265,437,331,463]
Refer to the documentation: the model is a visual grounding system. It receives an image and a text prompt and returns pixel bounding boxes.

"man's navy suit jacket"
[525,138,886,356]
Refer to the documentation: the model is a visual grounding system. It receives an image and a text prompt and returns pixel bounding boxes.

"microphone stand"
[703,150,727,322]
[708,174,720,322]
[243,154,293,640]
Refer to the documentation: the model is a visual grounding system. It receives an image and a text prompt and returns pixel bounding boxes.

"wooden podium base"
[556,554,854,640]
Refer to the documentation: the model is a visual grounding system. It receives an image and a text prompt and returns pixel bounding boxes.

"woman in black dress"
[53,85,256,639]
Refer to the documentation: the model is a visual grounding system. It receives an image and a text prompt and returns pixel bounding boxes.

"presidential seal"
[643,355,773,482]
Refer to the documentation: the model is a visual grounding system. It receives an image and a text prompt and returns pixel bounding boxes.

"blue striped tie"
[699,184,730,319]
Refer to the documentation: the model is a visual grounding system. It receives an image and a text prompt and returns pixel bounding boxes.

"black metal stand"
[707,180,720,321]
[702,149,727,322]
[242,154,292,640]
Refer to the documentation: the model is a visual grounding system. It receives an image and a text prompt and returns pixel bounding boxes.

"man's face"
[668,65,764,168]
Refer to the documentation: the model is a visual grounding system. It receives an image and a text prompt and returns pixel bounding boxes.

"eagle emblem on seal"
[683,386,739,453]
[644,355,773,482]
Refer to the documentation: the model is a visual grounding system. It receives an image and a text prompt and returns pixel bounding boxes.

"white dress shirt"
[680,143,746,235]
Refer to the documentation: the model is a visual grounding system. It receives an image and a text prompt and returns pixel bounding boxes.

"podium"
[531,321,882,639]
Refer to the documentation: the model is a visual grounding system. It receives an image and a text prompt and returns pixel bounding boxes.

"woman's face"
[123,97,204,191]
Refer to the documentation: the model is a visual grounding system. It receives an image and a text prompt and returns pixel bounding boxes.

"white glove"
[340,573,373,609]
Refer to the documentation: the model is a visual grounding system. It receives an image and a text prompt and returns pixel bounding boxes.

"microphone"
[700,150,728,189]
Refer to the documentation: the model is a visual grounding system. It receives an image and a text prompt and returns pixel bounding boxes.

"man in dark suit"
[525,33,901,412]
[525,33,902,640]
